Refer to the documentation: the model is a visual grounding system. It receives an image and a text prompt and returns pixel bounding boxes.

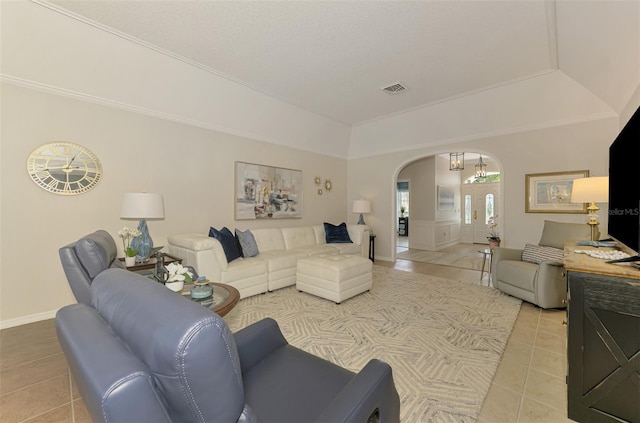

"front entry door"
[470,183,500,244]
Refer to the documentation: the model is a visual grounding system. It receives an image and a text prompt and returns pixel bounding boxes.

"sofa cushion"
[328,242,362,255]
[236,229,260,258]
[209,227,241,262]
[281,226,317,250]
[293,245,337,256]
[313,225,327,245]
[522,244,564,264]
[251,228,287,252]
[324,222,352,244]
[258,250,300,272]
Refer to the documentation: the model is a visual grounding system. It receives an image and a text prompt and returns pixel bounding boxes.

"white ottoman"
[296,255,372,303]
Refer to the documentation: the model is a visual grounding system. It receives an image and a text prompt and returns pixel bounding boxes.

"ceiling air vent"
[381,82,407,94]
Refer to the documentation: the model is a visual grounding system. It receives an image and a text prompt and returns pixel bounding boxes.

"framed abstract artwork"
[525,170,589,213]
[437,185,455,210]
[235,162,303,220]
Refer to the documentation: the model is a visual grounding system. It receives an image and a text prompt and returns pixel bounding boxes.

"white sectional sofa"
[168,224,370,299]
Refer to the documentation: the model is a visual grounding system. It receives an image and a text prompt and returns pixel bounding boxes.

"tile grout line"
[516,308,541,423]
[0,351,64,374]
[68,369,77,423]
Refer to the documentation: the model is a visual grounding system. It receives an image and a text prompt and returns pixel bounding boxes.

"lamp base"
[130,218,153,261]
[357,214,366,225]
[586,202,600,241]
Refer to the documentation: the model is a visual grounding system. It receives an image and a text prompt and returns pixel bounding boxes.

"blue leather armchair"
[59,229,124,304]
[56,269,400,423]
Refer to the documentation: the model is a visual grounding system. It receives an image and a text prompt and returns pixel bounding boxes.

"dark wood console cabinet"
[398,217,408,236]
[565,244,640,423]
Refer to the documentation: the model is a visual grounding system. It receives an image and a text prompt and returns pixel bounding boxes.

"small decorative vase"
[124,256,136,267]
[191,284,213,299]
[488,239,501,249]
[165,281,184,292]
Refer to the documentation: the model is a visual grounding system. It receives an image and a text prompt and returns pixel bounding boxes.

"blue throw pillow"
[208,226,242,262]
[324,222,353,244]
[236,229,260,258]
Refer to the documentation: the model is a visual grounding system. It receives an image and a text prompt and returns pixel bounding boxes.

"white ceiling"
[48,0,561,126]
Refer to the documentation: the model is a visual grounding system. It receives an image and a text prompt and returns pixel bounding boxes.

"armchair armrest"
[56,304,171,423]
[167,233,228,280]
[234,318,288,373]
[346,225,371,258]
[492,247,523,262]
[535,260,568,309]
[491,247,523,277]
[314,359,400,423]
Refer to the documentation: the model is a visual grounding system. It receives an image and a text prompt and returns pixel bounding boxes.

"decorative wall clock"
[27,142,103,195]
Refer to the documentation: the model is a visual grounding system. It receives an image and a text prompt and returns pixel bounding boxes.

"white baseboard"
[374,255,393,262]
[0,310,58,330]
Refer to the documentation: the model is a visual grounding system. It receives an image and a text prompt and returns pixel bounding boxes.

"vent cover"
[381,82,407,94]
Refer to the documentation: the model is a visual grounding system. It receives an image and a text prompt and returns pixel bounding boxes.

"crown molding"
[1,74,346,159]
[349,111,618,160]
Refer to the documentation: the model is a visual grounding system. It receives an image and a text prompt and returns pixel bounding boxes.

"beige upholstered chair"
[491,220,592,309]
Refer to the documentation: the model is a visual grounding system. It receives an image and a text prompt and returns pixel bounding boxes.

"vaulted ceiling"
[47,0,639,127]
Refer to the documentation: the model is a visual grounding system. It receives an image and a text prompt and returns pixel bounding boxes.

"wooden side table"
[181,282,240,317]
[120,253,182,273]
[369,234,376,262]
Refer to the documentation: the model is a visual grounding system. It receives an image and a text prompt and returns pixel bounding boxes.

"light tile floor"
[0,243,570,422]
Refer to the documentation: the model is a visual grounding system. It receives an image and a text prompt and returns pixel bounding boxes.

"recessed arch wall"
[347,116,616,262]
[389,152,504,262]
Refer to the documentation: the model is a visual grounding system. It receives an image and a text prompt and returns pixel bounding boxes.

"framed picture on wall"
[437,185,455,210]
[235,161,303,220]
[525,170,589,213]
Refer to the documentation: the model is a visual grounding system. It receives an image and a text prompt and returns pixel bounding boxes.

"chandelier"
[475,155,487,178]
[449,152,464,171]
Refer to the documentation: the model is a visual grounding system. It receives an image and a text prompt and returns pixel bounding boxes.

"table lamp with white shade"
[120,192,165,261]
[352,199,371,225]
[570,176,609,241]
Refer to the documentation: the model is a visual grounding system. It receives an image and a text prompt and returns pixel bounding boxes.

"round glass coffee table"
[181,282,240,316]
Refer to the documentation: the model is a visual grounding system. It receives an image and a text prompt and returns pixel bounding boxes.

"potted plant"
[487,215,501,249]
[164,262,194,292]
[118,226,142,267]
[400,206,406,217]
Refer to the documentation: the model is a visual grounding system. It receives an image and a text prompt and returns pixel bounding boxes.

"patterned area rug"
[396,249,487,271]
[224,266,521,422]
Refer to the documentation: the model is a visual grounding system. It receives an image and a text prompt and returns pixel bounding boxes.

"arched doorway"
[394,153,502,255]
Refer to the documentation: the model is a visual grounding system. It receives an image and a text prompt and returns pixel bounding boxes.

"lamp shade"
[352,199,371,214]
[120,193,165,219]
[571,177,609,203]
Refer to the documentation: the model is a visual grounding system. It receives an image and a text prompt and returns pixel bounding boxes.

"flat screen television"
[607,104,640,262]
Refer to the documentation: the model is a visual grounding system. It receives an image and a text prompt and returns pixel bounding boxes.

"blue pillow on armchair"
[208,226,242,262]
[324,222,353,244]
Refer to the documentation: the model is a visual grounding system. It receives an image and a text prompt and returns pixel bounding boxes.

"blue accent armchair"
[56,269,400,422]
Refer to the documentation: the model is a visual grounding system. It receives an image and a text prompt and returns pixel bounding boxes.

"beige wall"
[348,117,619,261]
[397,155,462,222]
[398,157,435,221]
[0,84,347,326]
